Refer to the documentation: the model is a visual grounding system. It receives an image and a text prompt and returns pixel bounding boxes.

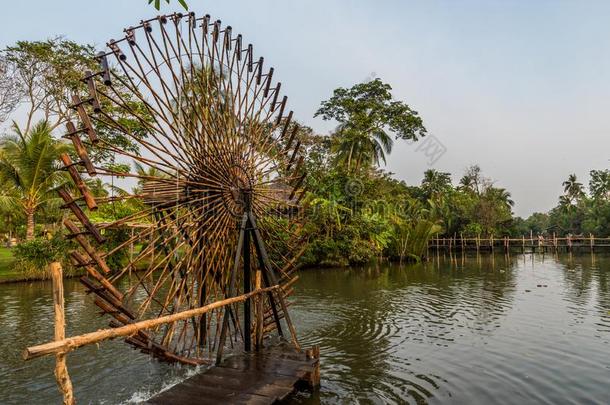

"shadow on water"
[0,254,609,404]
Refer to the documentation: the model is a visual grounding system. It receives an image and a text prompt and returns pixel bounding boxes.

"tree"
[421,169,452,199]
[562,173,584,203]
[2,39,150,163]
[459,165,483,195]
[589,169,610,200]
[0,121,69,240]
[148,0,188,10]
[330,124,394,171]
[0,55,24,122]
[2,39,98,133]
[315,78,426,172]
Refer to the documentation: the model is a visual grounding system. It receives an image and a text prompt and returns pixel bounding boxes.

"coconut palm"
[562,173,584,203]
[332,124,393,171]
[421,169,452,199]
[0,120,69,240]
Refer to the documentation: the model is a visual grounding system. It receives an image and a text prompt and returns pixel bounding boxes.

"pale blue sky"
[3,0,610,216]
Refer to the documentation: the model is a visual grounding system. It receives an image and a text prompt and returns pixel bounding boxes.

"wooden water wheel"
[57,12,307,365]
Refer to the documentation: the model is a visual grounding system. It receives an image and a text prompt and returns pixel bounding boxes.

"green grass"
[0,247,19,282]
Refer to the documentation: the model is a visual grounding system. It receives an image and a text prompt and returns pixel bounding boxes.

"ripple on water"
[1,255,610,404]
[291,255,610,404]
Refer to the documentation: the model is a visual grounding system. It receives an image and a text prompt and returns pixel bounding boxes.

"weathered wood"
[255,269,263,350]
[23,286,280,360]
[64,219,110,273]
[50,263,75,405]
[145,343,319,404]
[65,121,96,176]
[71,94,98,143]
[71,252,122,299]
[60,153,97,210]
[58,189,105,244]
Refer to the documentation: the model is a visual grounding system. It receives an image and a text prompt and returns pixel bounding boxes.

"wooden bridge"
[428,234,610,254]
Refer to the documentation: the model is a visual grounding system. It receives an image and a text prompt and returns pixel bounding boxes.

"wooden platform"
[145,344,320,404]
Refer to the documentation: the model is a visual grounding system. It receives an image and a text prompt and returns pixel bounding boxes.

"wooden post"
[243,224,251,352]
[476,234,480,254]
[490,234,494,253]
[590,233,594,253]
[567,234,572,252]
[553,232,557,252]
[304,346,321,388]
[255,269,264,350]
[522,235,525,253]
[50,262,75,405]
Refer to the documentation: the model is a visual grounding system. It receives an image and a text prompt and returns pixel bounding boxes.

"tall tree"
[459,164,484,195]
[0,121,69,240]
[421,169,452,200]
[562,173,584,203]
[315,78,426,172]
[589,169,610,200]
[0,55,24,122]
[1,38,150,162]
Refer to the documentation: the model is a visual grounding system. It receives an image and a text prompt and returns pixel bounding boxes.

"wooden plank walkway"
[145,343,320,404]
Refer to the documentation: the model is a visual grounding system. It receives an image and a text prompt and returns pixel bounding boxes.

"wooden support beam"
[50,263,75,405]
[65,122,96,176]
[23,286,280,361]
[64,219,110,273]
[58,188,105,244]
[71,94,98,144]
[60,153,97,211]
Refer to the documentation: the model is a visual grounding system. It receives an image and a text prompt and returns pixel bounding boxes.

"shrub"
[13,235,74,280]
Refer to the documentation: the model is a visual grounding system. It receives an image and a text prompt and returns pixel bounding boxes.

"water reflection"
[291,254,610,404]
[1,254,609,404]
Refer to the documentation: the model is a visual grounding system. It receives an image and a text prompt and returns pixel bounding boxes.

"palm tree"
[0,120,69,240]
[421,169,452,199]
[332,124,393,172]
[562,173,584,203]
[459,165,482,195]
[489,187,515,209]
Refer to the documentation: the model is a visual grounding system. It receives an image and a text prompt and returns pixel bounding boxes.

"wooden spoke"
[58,11,306,365]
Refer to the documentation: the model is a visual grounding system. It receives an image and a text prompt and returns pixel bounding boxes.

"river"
[1,254,609,404]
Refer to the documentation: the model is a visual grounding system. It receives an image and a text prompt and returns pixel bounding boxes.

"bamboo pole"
[23,285,279,360]
[50,262,75,405]
[255,269,264,350]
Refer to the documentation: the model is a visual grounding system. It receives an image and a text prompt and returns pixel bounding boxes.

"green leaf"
[178,0,189,10]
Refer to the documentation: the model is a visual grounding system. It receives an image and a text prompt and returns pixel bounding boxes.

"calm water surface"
[1,254,609,404]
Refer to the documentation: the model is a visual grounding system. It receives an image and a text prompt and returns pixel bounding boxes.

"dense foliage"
[515,171,610,237]
[1,32,608,275]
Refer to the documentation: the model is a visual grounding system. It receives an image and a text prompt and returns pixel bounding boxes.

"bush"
[13,235,74,280]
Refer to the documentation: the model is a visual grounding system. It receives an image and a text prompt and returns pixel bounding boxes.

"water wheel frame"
[57,11,307,365]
